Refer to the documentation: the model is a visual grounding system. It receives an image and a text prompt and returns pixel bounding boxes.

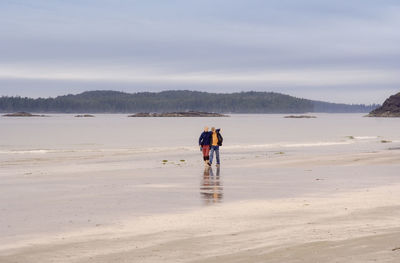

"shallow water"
[1,113,400,210]
[1,113,399,154]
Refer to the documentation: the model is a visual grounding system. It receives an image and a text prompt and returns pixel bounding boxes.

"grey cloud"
[0,0,399,103]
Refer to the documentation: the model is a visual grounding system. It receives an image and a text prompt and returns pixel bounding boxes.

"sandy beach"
[1,142,400,262]
[2,0,400,260]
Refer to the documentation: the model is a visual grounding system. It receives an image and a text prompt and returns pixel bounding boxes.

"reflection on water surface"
[200,167,223,205]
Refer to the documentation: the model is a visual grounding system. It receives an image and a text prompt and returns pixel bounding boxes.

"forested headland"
[0,90,378,113]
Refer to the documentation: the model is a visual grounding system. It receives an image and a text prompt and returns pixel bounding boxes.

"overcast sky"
[0,0,399,104]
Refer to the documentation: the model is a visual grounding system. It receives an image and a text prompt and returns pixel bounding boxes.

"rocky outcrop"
[284,115,317,119]
[367,93,400,117]
[75,114,95,117]
[128,111,229,117]
[3,112,47,117]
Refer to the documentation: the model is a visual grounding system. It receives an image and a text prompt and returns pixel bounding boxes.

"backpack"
[217,132,223,146]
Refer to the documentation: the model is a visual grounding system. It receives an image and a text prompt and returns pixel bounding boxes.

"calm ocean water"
[0,114,399,155]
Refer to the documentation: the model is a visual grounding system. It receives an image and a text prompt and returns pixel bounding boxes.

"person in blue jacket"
[199,126,212,166]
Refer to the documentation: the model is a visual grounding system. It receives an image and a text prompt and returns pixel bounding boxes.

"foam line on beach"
[0,136,385,155]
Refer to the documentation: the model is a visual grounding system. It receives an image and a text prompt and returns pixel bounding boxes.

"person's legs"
[209,146,215,164]
[205,146,211,165]
[202,145,210,165]
[215,146,220,165]
[202,145,208,159]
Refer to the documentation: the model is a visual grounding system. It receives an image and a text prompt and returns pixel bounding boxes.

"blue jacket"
[199,131,212,146]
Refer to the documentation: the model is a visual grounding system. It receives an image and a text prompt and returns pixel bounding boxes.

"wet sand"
[1,148,400,262]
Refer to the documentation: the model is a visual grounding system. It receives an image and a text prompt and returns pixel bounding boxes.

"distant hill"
[367,92,400,117]
[0,90,378,114]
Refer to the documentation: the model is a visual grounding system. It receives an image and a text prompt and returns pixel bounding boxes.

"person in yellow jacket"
[209,127,223,166]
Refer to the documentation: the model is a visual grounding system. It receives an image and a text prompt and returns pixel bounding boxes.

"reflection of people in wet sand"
[200,167,223,205]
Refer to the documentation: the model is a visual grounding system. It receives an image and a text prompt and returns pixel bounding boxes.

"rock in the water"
[284,115,317,119]
[367,93,400,117]
[75,114,95,117]
[3,112,47,117]
[128,111,229,117]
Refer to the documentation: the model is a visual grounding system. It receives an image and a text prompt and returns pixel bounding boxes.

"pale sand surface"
[1,149,400,262]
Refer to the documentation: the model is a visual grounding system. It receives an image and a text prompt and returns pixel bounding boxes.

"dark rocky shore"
[75,114,95,117]
[284,115,317,119]
[128,111,229,117]
[2,112,47,117]
[367,93,400,117]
